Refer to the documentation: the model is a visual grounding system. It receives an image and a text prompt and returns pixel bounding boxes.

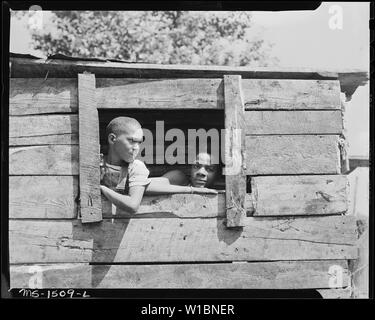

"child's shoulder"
[129,159,148,173]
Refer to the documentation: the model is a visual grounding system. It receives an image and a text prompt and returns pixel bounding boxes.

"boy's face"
[109,127,143,163]
[190,153,218,188]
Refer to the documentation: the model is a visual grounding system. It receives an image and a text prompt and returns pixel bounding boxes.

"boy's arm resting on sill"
[100,185,146,214]
[144,177,218,195]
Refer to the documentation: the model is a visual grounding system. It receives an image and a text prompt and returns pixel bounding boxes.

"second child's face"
[112,127,143,163]
[190,153,217,188]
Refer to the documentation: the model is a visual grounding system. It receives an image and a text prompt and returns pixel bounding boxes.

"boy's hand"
[192,187,218,194]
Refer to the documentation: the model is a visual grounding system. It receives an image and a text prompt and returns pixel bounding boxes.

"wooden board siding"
[96,78,339,110]
[224,75,247,227]
[9,216,357,264]
[249,175,349,216]
[102,193,226,218]
[10,78,340,114]
[8,63,357,292]
[9,145,79,175]
[246,135,341,175]
[9,136,340,176]
[9,176,78,219]
[9,114,78,146]
[78,73,102,223]
[242,79,340,110]
[9,78,78,115]
[244,111,343,135]
[9,175,349,219]
[8,111,342,146]
[10,260,349,289]
[96,78,224,109]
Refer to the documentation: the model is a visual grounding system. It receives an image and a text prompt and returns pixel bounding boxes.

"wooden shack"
[8,54,368,297]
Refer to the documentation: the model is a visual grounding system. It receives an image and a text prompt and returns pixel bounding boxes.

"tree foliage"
[24,11,277,66]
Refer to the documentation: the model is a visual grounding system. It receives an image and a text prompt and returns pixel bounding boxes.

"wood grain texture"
[9,78,77,115]
[248,175,349,216]
[246,135,341,175]
[10,260,349,289]
[224,75,247,227]
[8,176,225,219]
[9,176,78,219]
[9,175,348,219]
[78,73,102,223]
[9,216,357,264]
[242,79,340,110]
[9,145,79,175]
[244,111,343,135]
[96,78,223,109]
[102,193,226,218]
[95,79,340,111]
[9,114,78,146]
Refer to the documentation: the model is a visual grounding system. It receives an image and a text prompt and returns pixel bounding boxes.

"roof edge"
[9,54,369,99]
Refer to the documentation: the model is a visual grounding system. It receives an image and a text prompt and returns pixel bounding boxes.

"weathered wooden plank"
[96,79,340,111]
[102,193,226,218]
[246,135,341,175]
[242,79,340,110]
[9,114,78,146]
[9,175,348,219]
[9,176,78,219]
[9,216,357,264]
[244,111,343,135]
[10,56,340,79]
[10,260,349,289]
[96,78,223,109]
[317,288,352,299]
[9,78,77,115]
[9,175,225,219]
[78,73,102,223]
[248,175,349,216]
[224,75,247,227]
[9,145,79,175]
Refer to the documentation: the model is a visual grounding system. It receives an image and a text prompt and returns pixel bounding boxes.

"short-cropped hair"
[105,116,141,139]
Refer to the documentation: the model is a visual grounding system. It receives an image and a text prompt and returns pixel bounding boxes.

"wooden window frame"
[78,72,247,225]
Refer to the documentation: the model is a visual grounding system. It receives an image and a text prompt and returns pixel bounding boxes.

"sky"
[10,2,370,157]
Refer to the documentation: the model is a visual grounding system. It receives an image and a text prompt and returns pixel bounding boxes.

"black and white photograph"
[3,2,370,303]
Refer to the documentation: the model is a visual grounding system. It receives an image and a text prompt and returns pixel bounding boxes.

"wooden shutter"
[223,75,247,227]
[78,73,102,223]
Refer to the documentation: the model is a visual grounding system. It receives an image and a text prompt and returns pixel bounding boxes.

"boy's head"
[106,117,143,163]
[190,152,218,188]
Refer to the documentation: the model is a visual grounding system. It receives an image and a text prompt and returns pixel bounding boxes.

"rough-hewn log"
[9,114,78,145]
[248,175,349,216]
[9,216,357,264]
[9,145,79,175]
[10,260,349,289]
[9,78,77,115]
[246,135,341,175]
[244,111,343,135]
